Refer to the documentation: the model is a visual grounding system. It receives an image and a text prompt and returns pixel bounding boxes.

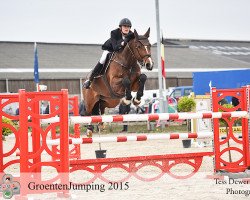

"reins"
[111,39,151,70]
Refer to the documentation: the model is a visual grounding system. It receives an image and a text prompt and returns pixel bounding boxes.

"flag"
[34,42,39,83]
[209,80,212,89]
[161,37,166,78]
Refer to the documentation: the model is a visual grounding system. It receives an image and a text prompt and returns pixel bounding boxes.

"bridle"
[126,39,151,66]
[110,38,152,70]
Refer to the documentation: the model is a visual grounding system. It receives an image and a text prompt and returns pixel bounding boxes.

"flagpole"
[34,42,40,92]
[80,78,83,100]
[161,30,166,92]
[155,0,165,113]
[161,33,167,92]
[163,77,166,90]
[36,83,39,92]
[160,32,168,113]
[162,60,168,113]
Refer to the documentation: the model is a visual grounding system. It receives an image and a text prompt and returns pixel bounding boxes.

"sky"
[0,0,250,44]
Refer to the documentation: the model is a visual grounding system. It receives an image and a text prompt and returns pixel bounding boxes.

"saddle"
[92,52,124,99]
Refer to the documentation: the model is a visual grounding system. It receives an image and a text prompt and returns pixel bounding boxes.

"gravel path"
[3,133,250,200]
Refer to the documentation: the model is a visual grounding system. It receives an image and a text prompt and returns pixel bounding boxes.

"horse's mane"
[132,35,150,46]
[137,35,148,40]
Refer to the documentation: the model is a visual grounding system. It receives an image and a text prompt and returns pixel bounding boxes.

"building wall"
[0,78,192,94]
[0,80,6,92]
[176,78,193,86]
[0,79,81,94]
[145,78,192,90]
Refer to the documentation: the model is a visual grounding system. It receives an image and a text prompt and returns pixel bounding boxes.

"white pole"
[155,0,164,113]
[6,79,9,93]
[36,83,39,92]
[79,78,83,100]
[46,132,213,145]
[163,77,166,91]
[162,77,168,114]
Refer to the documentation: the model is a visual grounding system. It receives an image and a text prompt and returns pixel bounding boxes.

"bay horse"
[82,28,153,135]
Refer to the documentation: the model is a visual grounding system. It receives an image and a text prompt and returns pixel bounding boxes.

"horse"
[82,28,153,136]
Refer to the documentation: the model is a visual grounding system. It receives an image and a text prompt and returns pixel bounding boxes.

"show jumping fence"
[0,86,250,197]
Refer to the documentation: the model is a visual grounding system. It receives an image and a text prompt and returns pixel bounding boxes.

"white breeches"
[99,50,110,64]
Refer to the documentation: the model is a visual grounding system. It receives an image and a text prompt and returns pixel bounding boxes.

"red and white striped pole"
[40,111,248,125]
[70,111,248,124]
[46,132,213,146]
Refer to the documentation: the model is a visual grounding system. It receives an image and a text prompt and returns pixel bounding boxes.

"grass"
[71,122,188,135]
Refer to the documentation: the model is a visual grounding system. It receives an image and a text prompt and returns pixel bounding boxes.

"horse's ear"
[134,29,139,40]
[144,27,150,38]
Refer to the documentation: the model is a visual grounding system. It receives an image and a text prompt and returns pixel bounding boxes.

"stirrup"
[83,80,91,89]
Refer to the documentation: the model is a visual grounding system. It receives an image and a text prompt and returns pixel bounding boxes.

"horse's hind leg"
[133,74,147,106]
[122,77,132,105]
[82,88,100,137]
[86,101,101,137]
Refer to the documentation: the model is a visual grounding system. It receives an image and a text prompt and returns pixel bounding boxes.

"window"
[172,89,182,98]
[184,88,193,96]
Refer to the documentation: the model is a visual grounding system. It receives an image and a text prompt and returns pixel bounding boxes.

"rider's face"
[121,25,131,35]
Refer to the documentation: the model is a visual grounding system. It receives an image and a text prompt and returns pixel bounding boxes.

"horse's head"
[129,28,154,70]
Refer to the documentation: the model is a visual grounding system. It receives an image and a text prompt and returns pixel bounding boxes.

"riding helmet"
[119,18,132,27]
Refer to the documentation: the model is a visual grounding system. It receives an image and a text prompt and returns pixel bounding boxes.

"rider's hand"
[122,40,128,46]
[123,38,129,44]
[125,32,134,41]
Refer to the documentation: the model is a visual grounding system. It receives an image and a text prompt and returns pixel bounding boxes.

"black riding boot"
[83,62,103,89]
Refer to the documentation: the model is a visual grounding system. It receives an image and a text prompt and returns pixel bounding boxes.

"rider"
[83,18,134,89]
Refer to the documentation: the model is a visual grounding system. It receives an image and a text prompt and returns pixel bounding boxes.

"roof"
[166,39,250,63]
[0,40,249,80]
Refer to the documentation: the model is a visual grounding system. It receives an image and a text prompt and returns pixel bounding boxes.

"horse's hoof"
[132,97,141,106]
[122,97,131,105]
[86,129,93,138]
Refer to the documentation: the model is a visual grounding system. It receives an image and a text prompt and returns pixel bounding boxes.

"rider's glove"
[125,32,134,41]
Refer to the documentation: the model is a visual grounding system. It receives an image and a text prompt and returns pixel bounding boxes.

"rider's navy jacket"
[102,28,134,52]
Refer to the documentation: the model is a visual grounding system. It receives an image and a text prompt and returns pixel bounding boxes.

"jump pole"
[40,111,249,125]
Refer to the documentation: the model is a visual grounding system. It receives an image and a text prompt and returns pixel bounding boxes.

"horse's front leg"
[122,77,132,105]
[133,74,147,106]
